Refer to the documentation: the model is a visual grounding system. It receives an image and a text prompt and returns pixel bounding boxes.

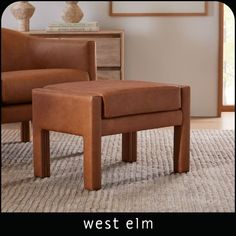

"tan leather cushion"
[45,80,181,118]
[2,68,89,105]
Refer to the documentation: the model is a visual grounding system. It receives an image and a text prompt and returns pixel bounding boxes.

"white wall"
[1,1,220,116]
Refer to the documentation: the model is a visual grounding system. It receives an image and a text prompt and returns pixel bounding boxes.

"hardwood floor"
[191,112,235,130]
[2,112,235,131]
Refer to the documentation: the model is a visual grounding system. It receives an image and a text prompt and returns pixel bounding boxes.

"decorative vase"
[62,1,84,23]
[10,1,35,32]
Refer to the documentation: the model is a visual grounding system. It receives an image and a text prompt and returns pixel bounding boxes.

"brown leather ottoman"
[32,80,190,190]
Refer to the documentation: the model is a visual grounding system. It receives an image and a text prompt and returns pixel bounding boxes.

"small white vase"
[10,1,35,32]
[62,1,84,23]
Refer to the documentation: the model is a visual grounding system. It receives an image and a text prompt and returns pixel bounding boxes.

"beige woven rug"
[1,128,235,212]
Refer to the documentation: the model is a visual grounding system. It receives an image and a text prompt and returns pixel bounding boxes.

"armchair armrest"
[30,37,97,80]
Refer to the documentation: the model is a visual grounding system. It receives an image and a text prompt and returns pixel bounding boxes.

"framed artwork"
[110,1,208,16]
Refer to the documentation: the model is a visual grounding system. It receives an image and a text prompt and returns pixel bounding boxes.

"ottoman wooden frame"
[32,80,190,190]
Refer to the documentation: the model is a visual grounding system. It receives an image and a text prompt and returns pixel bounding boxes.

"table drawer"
[97,70,121,80]
[95,38,120,67]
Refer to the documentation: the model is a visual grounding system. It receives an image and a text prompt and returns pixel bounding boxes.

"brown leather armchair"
[1,28,97,142]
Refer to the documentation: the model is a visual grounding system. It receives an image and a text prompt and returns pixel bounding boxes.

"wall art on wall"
[110,1,208,16]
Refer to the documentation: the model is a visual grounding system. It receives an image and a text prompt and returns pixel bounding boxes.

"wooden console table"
[25,30,124,80]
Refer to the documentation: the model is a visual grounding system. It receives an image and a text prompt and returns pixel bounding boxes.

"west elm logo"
[83,217,154,230]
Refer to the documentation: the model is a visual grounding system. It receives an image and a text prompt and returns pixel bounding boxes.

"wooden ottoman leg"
[33,127,50,177]
[122,132,137,162]
[83,96,102,191]
[21,121,30,142]
[84,133,101,190]
[174,86,190,173]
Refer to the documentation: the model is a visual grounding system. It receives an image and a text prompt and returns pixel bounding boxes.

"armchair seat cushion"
[2,68,89,105]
